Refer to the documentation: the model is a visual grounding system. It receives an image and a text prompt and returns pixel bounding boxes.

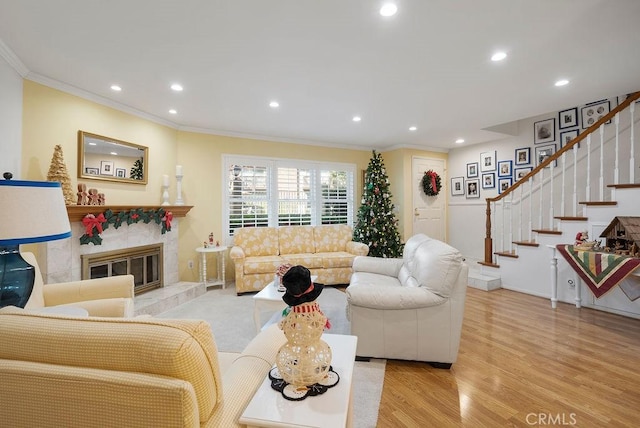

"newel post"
[484,199,493,264]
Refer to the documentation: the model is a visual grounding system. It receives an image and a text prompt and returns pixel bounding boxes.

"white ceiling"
[1,0,639,151]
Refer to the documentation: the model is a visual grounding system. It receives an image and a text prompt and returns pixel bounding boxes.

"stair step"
[494,250,518,258]
[513,240,539,247]
[477,261,500,268]
[607,183,640,189]
[532,229,563,235]
[468,270,501,291]
[554,216,588,221]
[579,201,617,206]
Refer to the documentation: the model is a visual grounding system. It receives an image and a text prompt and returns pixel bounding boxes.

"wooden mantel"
[66,205,193,222]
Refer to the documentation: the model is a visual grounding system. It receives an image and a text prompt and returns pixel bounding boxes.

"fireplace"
[81,244,163,295]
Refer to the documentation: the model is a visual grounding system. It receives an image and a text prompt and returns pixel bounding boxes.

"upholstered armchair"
[21,252,135,317]
[346,234,468,368]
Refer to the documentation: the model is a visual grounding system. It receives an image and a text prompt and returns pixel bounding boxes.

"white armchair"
[22,252,135,317]
[346,234,468,368]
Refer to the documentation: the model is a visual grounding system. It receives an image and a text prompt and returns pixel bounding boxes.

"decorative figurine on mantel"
[269,265,338,400]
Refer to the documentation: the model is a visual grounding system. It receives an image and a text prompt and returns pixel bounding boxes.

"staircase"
[480,92,640,319]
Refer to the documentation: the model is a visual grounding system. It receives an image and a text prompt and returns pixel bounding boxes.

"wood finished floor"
[375,287,640,428]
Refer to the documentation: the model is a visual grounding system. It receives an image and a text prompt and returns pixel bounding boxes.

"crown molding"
[0,39,29,77]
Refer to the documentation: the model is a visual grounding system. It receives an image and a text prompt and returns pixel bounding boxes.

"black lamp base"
[0,246,36,308]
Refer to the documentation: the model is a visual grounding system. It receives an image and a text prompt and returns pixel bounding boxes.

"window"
[223,156,355,242]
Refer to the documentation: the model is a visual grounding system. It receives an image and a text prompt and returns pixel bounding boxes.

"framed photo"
[85,167,99,175]
[482,173,495,189]
[498,177,512,194]
[558,107,578,129]
[514,167,532,182]
[480,151,496,172]
[581,99,610,129]
[466,162,478,178]
[115,168,126,178]
[534,118,555,144]
[515,147,530,166]
[560,129,580,149]
[497,160,512,178]
[536,144,557,168]
[451,176,465,196]
[100,161,114,176]
[465,179,480,199]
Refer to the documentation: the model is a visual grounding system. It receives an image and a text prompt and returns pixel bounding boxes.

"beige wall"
[22,81,447,282]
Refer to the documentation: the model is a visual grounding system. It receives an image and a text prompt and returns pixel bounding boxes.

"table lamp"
[0,174,72,308]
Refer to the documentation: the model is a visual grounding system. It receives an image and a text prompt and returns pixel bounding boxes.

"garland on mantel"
[80,208,173,245]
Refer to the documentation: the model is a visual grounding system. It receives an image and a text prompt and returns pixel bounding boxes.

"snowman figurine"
[269,265,339,400]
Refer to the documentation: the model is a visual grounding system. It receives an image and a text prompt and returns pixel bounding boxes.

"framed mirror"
[78,131,148,185]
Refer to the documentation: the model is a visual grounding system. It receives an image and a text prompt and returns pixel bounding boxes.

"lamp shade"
[0,180,72,245]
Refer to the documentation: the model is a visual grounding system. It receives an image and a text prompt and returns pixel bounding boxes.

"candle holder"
[161,183,170,206]
[175,174,184,206]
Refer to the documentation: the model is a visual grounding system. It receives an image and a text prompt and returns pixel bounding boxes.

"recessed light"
[170,83,183,92]
[352,116,362,122]
[555,79,569,87]
[169,109,177,114]
[89,142,97,146]
[110,85,122,91]
[455,138,465,144]
[110,152,118,156]
[380,3,398,17]
[409,126,417,131]
[269,101,279,108]
[491,52,507,62]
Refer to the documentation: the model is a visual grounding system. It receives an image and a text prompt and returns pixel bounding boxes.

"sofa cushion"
[281,254,324,269]
[414,239,463,298]
[278,226,315,255]
[347,274,446,310]
[314,225,352,252]
[317,252,356,269]
[243,256,286,274]
[398,234,432,287]
[234,227,279,257]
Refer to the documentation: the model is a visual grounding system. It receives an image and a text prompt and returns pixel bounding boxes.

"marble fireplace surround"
[41,206,192,286]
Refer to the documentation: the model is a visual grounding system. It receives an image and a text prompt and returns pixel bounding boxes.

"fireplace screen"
[82,244,163,295]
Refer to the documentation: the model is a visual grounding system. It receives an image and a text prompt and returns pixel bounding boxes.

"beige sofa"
[0,307,287,428]
[230,224,369,294]
[346,234,468,368]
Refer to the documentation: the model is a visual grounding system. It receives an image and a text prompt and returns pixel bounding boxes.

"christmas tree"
[46,145,75,205]
[130,157,144,180]
[353,150,403,258]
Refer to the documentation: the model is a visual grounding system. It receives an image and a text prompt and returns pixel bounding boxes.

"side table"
[195,246,228,289]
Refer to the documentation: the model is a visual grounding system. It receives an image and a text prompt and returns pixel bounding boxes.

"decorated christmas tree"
[130,157,144,180]
[353,150,403,258]
[46,144,75,205]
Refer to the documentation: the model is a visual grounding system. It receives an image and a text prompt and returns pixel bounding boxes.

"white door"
[412,156,446,241]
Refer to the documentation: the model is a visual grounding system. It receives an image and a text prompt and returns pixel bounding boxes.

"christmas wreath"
[421,170,441,196]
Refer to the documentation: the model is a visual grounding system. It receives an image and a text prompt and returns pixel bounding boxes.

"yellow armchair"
[21,252,134,317]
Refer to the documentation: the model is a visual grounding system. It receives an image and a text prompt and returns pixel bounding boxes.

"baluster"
[492,201,497,263]
[614,112,620,184]
[599,124,604,200]
[518,183,523,242]
[509,191,514,254]
[549,154,554,229]
[561,151,566,217]
[500,200,505,252]
[573,144,578,216]
[539,167,544,229]
[586,134,591,204]
[528,177,533,242]
[631,102,636,183]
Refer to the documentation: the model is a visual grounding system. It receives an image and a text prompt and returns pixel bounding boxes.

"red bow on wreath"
[426,170,437,191]
[82,213,106,237]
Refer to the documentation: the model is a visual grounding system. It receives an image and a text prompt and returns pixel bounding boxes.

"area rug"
[156,286,385,428]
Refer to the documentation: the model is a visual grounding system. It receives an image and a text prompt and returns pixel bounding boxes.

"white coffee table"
[252,275,317,332]
[240,333,357,428]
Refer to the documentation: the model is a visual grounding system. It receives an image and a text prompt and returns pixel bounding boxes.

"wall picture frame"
[466,162,479,178]
[558,107,578,129]
[581,99,611,129]
[465,178,480,199]
[480,151,496,172]
[515,147,530,166]
[85,167,99,175]
[451,176,464,196]
[514,166,532,182]
[534,118,555,144]
[115,168,126,178]
[560,129,580,148]
[497,160,512,178]
[498,177,512,194]
[535,144,557,168]
[482,172,495,189]
[100,160,114,176]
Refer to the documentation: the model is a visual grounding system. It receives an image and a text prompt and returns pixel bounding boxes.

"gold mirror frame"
[77,131,148,185]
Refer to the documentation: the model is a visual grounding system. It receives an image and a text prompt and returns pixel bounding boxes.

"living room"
[2,2,640,427]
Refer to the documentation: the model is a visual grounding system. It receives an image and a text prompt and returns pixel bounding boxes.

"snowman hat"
[281,265,323,306]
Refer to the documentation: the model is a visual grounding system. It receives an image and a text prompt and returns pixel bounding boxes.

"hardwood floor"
[375,287,640,427]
